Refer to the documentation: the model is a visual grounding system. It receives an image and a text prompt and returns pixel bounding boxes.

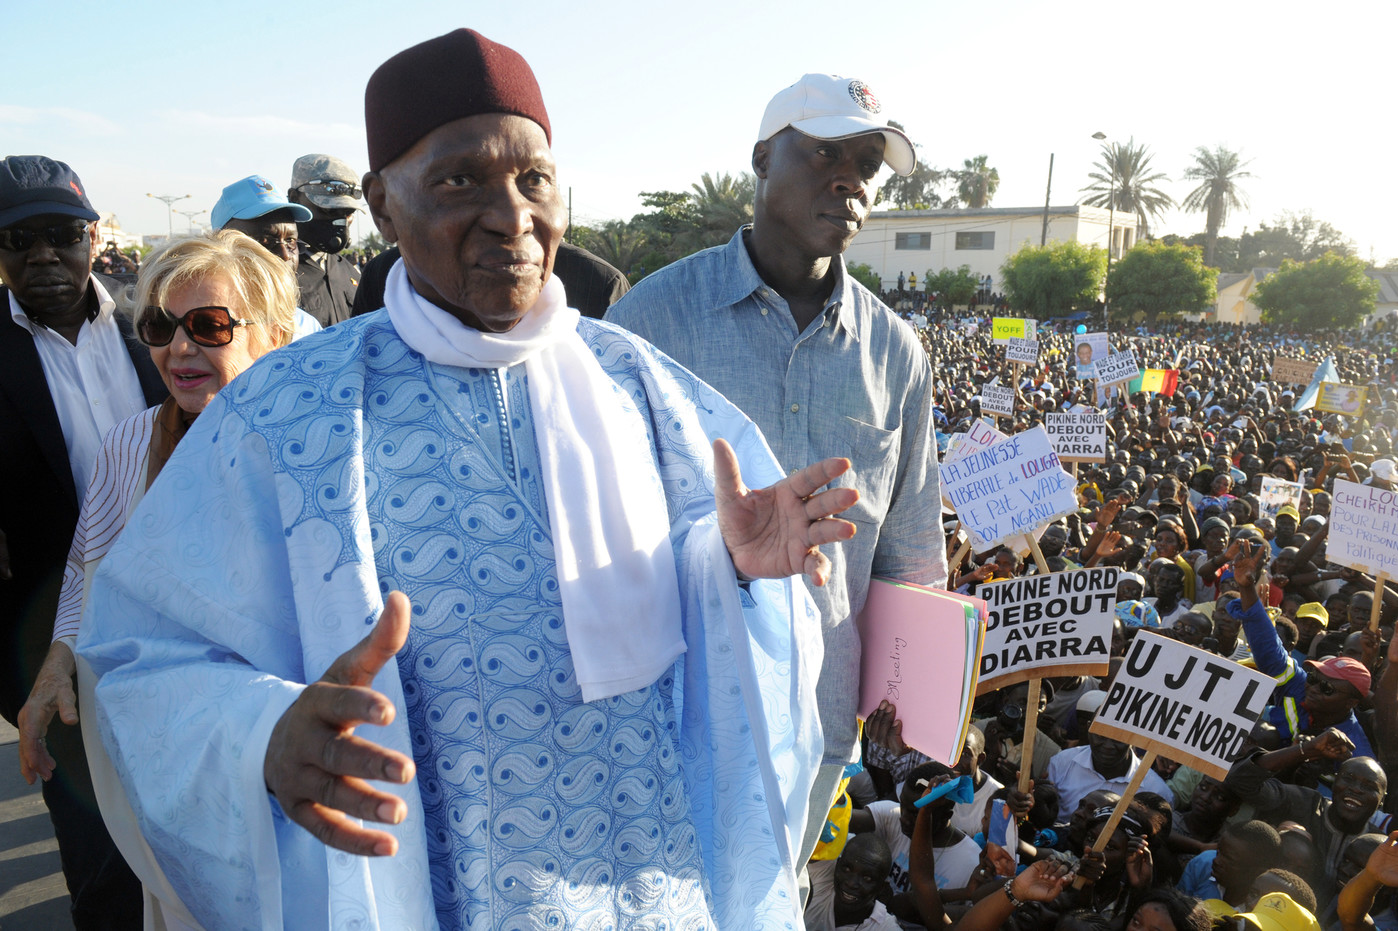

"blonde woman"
[17,230,296,929]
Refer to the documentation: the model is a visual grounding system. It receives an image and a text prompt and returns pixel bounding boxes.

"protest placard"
[992,317,1029,342]
[1091,631,1275,780]
[975,567,1117,692]
[1258,477,1303,522]
[1330,479,1398,579]
[981,384,1016,417]
[940,426,1077,551]
[1044,411,1107,463]
[944,419,1006,465]
[1315,383,1368,416]
[858,579,987,764]
[1271,357,1318,385]
[1006,337,1040,365]
[1093,349,1141,387]
[1073,332,1110,377]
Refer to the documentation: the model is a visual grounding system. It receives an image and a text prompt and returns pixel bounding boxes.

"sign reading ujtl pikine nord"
[940,426,1077,551]
[1091,631,1274,780]
[975,567,1117,693]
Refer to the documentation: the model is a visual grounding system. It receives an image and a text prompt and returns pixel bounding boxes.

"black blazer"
[0,278,166,722]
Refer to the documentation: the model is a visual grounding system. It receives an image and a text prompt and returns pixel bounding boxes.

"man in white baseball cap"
[608,72,946,878]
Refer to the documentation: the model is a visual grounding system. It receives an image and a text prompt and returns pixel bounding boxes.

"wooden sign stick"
[1372,572,1389,632]
[1071,748,1158,888]
[1018,678,1042,795]
[1016,533,1054,796]
[950,538,972,573]
[1026,534,1051,574]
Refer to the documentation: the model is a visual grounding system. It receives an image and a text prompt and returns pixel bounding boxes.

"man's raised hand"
[713,439,858,587]
[264,591,417,856]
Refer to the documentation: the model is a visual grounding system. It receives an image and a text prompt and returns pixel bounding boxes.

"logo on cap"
[69,180,84,196]
[847,80,880,113]
[253,178,273,193]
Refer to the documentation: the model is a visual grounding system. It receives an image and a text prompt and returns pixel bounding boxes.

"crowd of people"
[809,315,1398,930]
[2,22,1396,931]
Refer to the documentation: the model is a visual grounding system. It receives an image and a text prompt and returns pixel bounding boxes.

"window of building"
[895,231,932,250]
[955,231,994,250]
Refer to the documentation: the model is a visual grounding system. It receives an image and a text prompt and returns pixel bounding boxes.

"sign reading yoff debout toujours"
[975,567,1117,693]
[1091,631,1274,779]
[1044,411,1107,463]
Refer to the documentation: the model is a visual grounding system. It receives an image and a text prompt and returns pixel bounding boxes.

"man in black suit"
[0,155,163,929]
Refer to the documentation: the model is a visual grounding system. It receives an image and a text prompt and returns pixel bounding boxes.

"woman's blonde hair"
[134,230,297,349]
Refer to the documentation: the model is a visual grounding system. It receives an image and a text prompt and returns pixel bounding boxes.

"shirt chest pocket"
[811,414,900,529]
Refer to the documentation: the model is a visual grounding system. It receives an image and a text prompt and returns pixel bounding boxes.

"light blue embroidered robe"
[78,314,823,930]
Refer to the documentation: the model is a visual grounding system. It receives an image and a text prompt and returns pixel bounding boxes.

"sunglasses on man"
[138,306,253,348]
[0,221,89,252]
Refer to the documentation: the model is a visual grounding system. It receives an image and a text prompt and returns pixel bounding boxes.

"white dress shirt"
[1047,744,1174,820]
[9,277,148,504]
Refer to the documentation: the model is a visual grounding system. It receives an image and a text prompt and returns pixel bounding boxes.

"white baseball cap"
[758,74,916,176]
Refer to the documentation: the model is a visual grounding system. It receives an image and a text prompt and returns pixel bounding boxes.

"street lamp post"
[1092,132,1116,328]
[174,209,206,234]
[146,193,191,239]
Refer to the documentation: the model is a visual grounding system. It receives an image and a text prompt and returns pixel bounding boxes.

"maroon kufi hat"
[365,29,551,172]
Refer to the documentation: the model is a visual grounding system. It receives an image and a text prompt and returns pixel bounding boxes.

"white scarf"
[384,261,685,701]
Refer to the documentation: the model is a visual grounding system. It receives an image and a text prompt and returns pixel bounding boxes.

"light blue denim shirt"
[607,227,947,764]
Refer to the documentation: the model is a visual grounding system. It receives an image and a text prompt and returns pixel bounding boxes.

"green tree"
[572,220,650,281]
[1237,211,1355,269]
[923,265,980,310]
[878,159,952,209]
[956,155,1000,209]
[1000,241,1107,318]
[1181,145,1252,268]
[1104,241,1218,321]
[1252,252,1378,331]
[689,172,754,241]
[847,262,883,293]
[876,120,952,209]
[1080,138,1175,237]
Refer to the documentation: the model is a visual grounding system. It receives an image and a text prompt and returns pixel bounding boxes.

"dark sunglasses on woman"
[139,305,253,348]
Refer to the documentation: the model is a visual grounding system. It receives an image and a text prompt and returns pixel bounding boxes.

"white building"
[845,205,1138,291]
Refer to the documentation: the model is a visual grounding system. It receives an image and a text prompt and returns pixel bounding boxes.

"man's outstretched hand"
[713,439,858,587]
[264,591,417,857]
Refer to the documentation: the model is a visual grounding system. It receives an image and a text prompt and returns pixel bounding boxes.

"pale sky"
[9,0,1395,262]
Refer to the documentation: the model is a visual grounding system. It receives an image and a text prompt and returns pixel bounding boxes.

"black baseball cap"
[0,156,99,228]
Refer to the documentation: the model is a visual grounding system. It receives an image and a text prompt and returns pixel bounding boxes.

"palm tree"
[1079,138,1175,238]
[956,155,1000,209]
[1181,145,1252,268]
[574,220,648,279]
[689,172,754,245]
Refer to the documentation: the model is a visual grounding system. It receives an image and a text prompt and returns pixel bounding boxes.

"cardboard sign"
[1073,332,1110,377]
[1272,357,1318,385]
[1330,479,1398,578]
[1094,350,1141,387]
[1006,337,1040,365]
[1044,411,1107,463]
[992,318,1030,342]
[1315,383,1368,416]
[944,419,1007,465]
[941,427,1078,551]
[1258,477,1303,522]
[1092,632,1275,780]
[981,385,1016,417]
[858,579,987,765]
[976,567,1117,692]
